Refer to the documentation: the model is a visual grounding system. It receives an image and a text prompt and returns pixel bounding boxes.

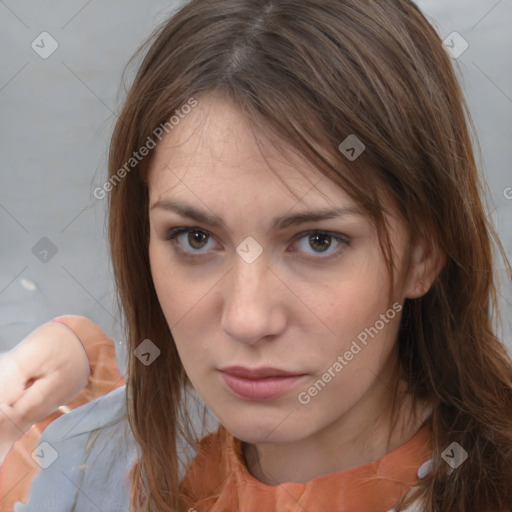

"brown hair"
[106,0,512,510]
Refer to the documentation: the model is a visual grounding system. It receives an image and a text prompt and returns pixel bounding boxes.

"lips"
[219,365,303,378]
[218,366,306,401]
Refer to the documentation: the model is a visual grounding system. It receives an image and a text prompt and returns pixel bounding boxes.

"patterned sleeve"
[0,316,125,512]
[51,315,125,404]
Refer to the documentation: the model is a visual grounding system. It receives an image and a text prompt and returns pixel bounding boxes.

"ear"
[403,238,446,299]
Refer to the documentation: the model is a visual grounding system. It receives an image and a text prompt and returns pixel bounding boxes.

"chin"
[219,412,314,445]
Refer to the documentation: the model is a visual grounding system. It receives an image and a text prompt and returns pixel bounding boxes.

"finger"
[9,377,61,426]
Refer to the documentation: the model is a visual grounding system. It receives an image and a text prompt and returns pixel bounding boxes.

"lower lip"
[220,372,305,401]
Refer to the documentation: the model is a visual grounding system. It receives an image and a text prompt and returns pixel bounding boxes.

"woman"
[3,0,512,510]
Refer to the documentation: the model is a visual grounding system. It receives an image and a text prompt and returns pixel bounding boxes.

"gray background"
[1,0,511,376]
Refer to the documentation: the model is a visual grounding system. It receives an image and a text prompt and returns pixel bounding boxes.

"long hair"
[106,1,512,510]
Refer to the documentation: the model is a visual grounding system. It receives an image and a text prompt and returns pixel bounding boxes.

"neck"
[242,379,432,486]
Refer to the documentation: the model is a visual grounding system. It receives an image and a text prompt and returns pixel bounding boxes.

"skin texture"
[148,94,440,485]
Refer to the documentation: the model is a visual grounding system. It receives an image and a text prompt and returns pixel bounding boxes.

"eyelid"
[163,226,351,260]
[164,226,221,259]
[291,229,351,245]
[288,230,350,260]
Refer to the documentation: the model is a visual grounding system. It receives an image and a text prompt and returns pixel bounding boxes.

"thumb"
[9,374,62,427]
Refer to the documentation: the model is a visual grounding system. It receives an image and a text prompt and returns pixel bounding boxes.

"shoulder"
[44,382,128,438]
[14,385,138,512]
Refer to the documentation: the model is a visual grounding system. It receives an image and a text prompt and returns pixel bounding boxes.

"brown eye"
[164,227,220,259]
[289,230,350,260]
[188,230,209,249]
[308,233,332,252]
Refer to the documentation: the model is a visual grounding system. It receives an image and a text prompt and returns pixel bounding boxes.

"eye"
[164,227,350,261]
[165,227,221,257]
[289,231,350,259]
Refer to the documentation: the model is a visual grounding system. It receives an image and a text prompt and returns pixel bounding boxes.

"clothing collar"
[180,422,432,512]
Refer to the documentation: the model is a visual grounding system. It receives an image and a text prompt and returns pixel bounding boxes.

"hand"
[0,321,90,464]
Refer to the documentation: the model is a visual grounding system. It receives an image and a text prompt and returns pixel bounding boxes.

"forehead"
[147,94,357,211]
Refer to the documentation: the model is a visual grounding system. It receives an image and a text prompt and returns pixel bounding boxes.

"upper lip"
[219,365,305,379]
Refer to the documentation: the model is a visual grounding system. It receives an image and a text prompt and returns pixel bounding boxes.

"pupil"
[310,233,331,252]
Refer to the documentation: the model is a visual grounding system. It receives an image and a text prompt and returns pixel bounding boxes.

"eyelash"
[163,227,351,262]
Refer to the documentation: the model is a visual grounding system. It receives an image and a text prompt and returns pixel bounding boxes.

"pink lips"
[219,365,306,401]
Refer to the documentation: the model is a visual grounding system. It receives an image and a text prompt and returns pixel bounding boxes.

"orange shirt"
[181,422,431,512]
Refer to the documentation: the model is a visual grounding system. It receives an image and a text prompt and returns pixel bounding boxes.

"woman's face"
[148,94,423,446]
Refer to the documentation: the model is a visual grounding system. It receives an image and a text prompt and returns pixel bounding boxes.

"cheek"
[300,315,401,414]
[149,241,174,312]
[148,239,217,357]
[148,239,192,332]
[308,269,392,340]
[149,239,196,315]
[305,274,400,375]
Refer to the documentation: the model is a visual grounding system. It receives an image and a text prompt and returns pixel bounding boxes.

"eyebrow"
[150,198,365,231]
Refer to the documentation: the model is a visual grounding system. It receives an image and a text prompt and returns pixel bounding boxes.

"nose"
[220,254,287,346]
